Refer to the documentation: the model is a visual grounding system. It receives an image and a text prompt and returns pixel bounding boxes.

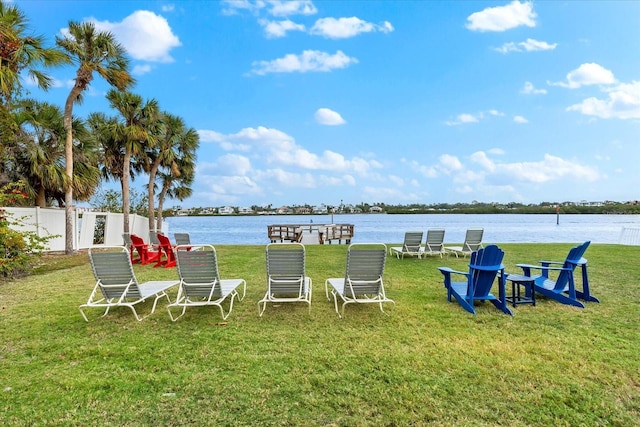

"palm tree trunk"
[156,181,169,232]
[63,88,80,255]
[35,186,46,207]
[122,148,131,234]
[147,161,159,234]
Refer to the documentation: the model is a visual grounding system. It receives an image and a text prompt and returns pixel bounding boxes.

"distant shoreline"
[171,211,638,217]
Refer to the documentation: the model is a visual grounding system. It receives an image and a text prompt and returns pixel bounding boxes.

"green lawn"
[1,243,638,426]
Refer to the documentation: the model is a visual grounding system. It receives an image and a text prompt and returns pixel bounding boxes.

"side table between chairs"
[503,273,536,307]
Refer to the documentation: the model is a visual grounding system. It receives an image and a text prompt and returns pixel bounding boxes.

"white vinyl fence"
[2,207,167,251]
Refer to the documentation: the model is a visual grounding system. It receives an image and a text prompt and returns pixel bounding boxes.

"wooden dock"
[267,224,354,245]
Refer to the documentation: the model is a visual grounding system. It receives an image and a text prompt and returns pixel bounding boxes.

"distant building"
[277,206,293,214]
[370,206,384,213]
[295,206,311,214]
[219,206,234,215]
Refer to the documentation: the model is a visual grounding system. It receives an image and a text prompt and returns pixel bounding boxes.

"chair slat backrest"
[130,234,147,252]
[552,241,590,291]
[157,233,176,261]
[468,244,504,297]
[89,249,141,299]
[149,231,160,246]
[266,243,306,294]
[174,233,191,245]
[403,232,423,252]
[464,228,484,251]
[426,229,445,251]
[176,246,222,298]
[345,244,387,296]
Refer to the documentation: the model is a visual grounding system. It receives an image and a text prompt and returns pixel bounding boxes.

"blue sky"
[18,0,640,208]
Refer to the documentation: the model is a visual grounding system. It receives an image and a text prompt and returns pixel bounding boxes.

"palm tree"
[87,112,124,185]
[0,1,68,188]
[155,164,195,232]
[0,1,69,101]
[13,99,99,207]
[105,89,159,235]
[144,112,199,234]
[56,21,134,254]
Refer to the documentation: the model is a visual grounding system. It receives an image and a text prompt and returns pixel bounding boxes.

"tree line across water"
[170,200,640,216]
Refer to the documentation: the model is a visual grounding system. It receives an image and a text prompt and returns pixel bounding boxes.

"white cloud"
[214,154,253,176]
[161,4,175,12]
[496,154,599,183]
[132,64,153,75]
[438,154,463,172]
[521,81,547,95]
[405,159,438,178]
[470,151,496,172]
[315,108,346,125]
[267,0,317,17]
[494,42,519,54]
[466,1,536,32]
[567,81,640,119]
[250,50,358,75]
[549,63,616,89]
[445,113,479,126]
[221,0,316,17]
[445,110,504,125]
[89,10,181,63]
[520,38,557,51]
[422,152,599,195]
[201,126,380,175]
[260,19,305,38]
[50,78,64,88]
[200,174,262,199]
[198,130,225,143]
[310,17,394,39]
[221,0,264,16]
[495,38,557,54]
[513,115,529,123]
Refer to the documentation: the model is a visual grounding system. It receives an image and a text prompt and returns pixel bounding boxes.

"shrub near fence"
[0,184,53,278]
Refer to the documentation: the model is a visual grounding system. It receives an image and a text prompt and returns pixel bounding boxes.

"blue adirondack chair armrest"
[438,267,470,290]
[437,267,470,277]
[539,260,564,266]
[516,263,570,271]
[516,263,572,278]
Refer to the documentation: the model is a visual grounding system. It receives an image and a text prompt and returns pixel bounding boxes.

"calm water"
[165,214,640,245]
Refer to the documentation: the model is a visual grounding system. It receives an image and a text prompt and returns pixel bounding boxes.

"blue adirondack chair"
[438,244,512,315]
[516,241,597,308]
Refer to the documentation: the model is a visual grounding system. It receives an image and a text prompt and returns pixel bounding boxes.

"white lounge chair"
[173,233,191,246]
[325,243,395,318]
[445,228,484,258]
[258,243,312,316]
[389,231,424,259]
[421,228,446,258]
[168,245,246,321]
[79,246,179,321]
